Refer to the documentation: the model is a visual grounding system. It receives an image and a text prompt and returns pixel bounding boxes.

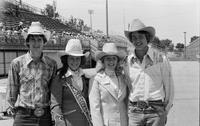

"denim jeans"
[128,102,166,126]
[13,107,52,126]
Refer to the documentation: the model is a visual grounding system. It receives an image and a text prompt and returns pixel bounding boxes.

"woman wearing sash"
[50,39,92,126]
[89,43,129,126]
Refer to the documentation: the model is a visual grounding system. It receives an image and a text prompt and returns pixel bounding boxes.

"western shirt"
[125,47,174,113]
[6,52,57,109]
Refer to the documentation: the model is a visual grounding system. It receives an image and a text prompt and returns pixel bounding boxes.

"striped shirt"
[6,52,57,109]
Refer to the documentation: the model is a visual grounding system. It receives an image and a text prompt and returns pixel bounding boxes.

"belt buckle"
[34,107,44,117]
[137,101,149,109]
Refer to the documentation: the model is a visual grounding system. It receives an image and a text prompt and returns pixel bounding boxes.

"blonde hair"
[96,58,123,76]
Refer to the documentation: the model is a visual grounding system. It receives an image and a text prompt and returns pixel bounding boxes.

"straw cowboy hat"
[124,19,155,42]
[95,43,126,61]
[59,39,88,57]
[22,21,51,43]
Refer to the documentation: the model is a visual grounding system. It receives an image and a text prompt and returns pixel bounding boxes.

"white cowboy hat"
[124,19,155,42]
[95,43,126,61]
[59,39,88,57]
[22,22,51,43]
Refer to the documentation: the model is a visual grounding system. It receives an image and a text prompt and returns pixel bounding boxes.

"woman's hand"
[54,115,66,126]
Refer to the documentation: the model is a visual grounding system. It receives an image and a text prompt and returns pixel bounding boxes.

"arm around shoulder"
[50,75,64,121]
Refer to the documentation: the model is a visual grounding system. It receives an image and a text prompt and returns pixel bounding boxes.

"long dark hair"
[58,55,86,78]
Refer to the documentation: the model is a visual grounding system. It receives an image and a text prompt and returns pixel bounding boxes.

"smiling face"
[67,55,81,71]
[130,32,148,50]
[103,55,118,71]
[27,35,45,58]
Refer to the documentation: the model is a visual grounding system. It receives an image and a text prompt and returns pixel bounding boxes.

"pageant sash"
[63,80,93,126]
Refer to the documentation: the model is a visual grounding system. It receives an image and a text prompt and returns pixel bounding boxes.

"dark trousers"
[13,107,52,126]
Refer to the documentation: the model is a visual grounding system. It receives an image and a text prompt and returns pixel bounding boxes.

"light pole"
[106,0,109,38]
[88,10,94,34]
[184,32,187,59]
[88,10,94,67]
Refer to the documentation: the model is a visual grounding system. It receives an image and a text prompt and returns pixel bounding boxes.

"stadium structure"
[0,0,129,77]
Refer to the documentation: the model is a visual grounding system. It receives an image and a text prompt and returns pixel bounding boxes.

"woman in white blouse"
[89,43,129,126]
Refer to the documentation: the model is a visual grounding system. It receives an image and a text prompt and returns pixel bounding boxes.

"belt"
[16,106,50,117]
[131,108,157,114]
[129,100,164,109]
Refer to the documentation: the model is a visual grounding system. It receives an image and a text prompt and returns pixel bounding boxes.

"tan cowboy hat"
[59,39,88,57]
[95,43,126,61]
[22,22,51,43]
[124,19,155,42]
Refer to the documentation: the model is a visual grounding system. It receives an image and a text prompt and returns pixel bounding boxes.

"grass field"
[0,61,199,126]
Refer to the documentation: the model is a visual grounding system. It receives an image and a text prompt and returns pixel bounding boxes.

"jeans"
[13,107,52,126]
[128,102,167,126]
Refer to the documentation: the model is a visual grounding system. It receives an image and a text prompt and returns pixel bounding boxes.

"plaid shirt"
[6,52,57,109]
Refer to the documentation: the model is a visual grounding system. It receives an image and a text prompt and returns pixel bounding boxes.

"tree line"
[43,4,199,53]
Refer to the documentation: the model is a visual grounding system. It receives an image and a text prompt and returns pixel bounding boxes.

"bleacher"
[1,6,74,33]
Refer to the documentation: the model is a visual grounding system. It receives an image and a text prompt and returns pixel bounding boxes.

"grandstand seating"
[0,0,129,65]
[1,1,79,33]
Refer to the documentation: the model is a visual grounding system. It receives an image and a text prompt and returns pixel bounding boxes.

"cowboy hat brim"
[22,31,51,43]
[95,50,126,61]
[124,26,155,42]
[58,50,88,57]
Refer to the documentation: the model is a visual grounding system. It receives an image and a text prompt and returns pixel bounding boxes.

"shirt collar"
[65,68,84,78]
[131,45,154,62]
[25,52,47,66]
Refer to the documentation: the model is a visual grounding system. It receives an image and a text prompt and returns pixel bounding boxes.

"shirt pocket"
[41,67,52,83]
[19,68,35,90]
[145,64,162,82]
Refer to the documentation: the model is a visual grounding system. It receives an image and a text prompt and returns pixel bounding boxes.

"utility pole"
[88,10,94,67]
[184,32,187,59]
[53,0,57,18]
[88,10,94,34]
[106,0,109,38]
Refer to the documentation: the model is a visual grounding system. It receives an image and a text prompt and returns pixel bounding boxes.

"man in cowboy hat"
[124,19,174,126]
[6,21,57,126]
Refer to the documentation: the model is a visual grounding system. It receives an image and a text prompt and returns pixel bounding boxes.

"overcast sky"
[22,0,200,45]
